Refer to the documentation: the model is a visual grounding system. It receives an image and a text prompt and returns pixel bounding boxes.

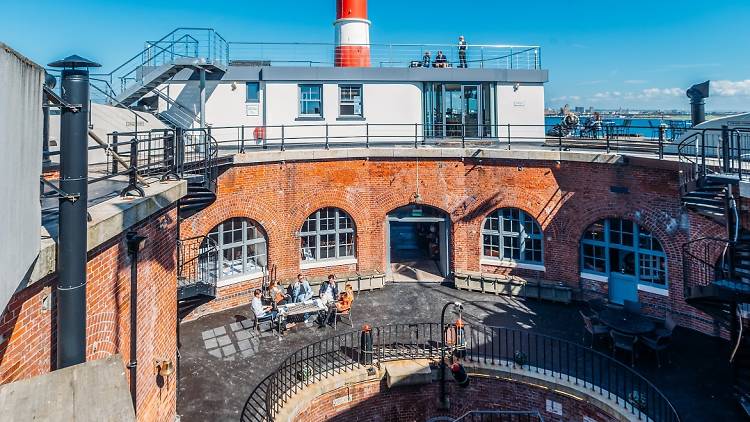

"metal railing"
[171,122,683,157]
[682,236,742,297]
[177,235,219,299]
[89,28,228,100]
[241,322,680,422]
[677,126,750,185]
[227,42,541,69]
[452,410,544,422]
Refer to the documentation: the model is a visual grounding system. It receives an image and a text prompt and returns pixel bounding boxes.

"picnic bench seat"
[454,270,572,304]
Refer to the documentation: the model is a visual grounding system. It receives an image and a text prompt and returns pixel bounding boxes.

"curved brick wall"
[181,153,726,334]
[291,368,621,422]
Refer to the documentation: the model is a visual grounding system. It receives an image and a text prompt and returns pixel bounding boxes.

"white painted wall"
[497,83,546,141]
[0,44,44,313]
[158,78,546,146]
[264,82,422,145]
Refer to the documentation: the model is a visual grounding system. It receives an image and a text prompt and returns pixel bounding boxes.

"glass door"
[444,84,463,137]
[463,85,480,138]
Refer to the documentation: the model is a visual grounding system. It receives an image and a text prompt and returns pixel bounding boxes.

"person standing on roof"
[458,36,468,68]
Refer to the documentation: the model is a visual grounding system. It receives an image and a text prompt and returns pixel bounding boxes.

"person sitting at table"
[251,289,277,323]
[422,51,432,67]
[269,280,289,305]
[289,273,313,303]
[317,275,339,327]
[434,51,448,68]
[323,283,354,327]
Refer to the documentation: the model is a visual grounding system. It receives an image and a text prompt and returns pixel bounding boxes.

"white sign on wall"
[245,103,260,116]
[513,101,526,107]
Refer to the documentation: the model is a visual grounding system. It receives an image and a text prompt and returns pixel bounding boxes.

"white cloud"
[711,80,750,97]
[640,87,682,98]
[550,95,581,102]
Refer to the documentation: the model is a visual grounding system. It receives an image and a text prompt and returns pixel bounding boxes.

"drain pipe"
[126,231,147,413]
[48,55,101,369]
[686,81,710,127]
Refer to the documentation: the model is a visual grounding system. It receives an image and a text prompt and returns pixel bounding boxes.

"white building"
[153,65,549,146]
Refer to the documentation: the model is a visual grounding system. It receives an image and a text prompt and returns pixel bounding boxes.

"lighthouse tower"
[334,0,371,67]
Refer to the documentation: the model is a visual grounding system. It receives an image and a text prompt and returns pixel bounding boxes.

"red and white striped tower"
[334,0,371,67]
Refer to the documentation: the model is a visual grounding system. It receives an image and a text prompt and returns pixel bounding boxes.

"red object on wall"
[253,126,266,141]
[336,0,368,20]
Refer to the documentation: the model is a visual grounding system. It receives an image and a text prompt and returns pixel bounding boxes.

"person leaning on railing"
[458,36,468,68]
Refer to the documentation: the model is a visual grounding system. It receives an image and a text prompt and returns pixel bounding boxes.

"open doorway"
[386,205,450,282]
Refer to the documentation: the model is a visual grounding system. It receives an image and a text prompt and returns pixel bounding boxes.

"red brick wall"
[295,376,618,422]
[0,207,178,422]
[180,158,726,335]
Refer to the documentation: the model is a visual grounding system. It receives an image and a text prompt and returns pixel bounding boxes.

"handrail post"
[415,123,419,148]
[700,131,707,176]
[281,125,285,151]
[721,125,731,173]
[240,125,245,153]
[507,123,511,150]
[606,126,611,154]
[112,132,119,174]
[658,124,665,159]
[365,123,369,148]
[461,124,466,148]
[325,124,330,150]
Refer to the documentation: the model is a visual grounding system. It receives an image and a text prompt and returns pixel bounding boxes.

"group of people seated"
[251,273,354,331]
[412,36,469,69]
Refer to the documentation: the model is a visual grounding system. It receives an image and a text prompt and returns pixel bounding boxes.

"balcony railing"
[240,322,680,422]
[227,42,541,69]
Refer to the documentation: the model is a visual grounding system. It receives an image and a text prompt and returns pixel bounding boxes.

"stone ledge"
[0,355,135,422]
[232,147,633,166]
[30,180,186,285]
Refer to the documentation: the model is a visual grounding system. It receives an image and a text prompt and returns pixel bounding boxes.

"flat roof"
[169,66,549,84]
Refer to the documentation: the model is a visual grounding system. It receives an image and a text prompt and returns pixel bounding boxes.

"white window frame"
[481,208,543,265]
[300,208,356,263]
[299,84,323,118]
[338,84,363,118]
[205,218,267,280]
[580,218,668,289]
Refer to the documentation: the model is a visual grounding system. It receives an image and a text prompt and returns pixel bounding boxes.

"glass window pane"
[585,221,606,241]
[246,82,260,102]
[301,235,316,260]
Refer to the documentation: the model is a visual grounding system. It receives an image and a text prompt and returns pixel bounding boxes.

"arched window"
[482,208,543,264]
[580,218,667,288]
[205,218,267,279]
[300,208,355,262]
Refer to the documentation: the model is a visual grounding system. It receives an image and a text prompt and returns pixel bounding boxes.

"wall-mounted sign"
[513,101,526,107]
[245,103,260,116]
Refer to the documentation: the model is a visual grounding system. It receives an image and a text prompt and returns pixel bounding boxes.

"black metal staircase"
[177,235,219,319]
[679,125,750,415]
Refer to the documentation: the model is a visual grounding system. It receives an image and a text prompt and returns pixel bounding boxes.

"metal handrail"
[242,322,680,422]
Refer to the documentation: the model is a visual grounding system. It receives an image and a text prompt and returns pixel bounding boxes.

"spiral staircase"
[678,126,750,415]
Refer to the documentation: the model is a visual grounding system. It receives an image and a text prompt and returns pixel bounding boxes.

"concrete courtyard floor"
[177,282,741,422]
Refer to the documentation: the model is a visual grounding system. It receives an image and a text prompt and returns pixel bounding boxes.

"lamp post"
[439,300,463,409]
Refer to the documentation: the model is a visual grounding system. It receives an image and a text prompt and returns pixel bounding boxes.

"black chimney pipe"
[48,55,101,369]
[686,80,710,127]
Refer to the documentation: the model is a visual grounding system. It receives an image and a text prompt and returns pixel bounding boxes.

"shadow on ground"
[177,283,739,422]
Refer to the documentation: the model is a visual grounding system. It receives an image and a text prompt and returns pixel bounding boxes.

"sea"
[544,117,691,138]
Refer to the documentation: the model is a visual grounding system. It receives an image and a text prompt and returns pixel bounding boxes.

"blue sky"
[3,0,749,111]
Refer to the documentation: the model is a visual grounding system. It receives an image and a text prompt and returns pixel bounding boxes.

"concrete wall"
[0,43,44,314]
[497,82,546,140]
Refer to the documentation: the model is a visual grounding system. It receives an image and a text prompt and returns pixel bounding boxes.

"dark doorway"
[387,205,450,282]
